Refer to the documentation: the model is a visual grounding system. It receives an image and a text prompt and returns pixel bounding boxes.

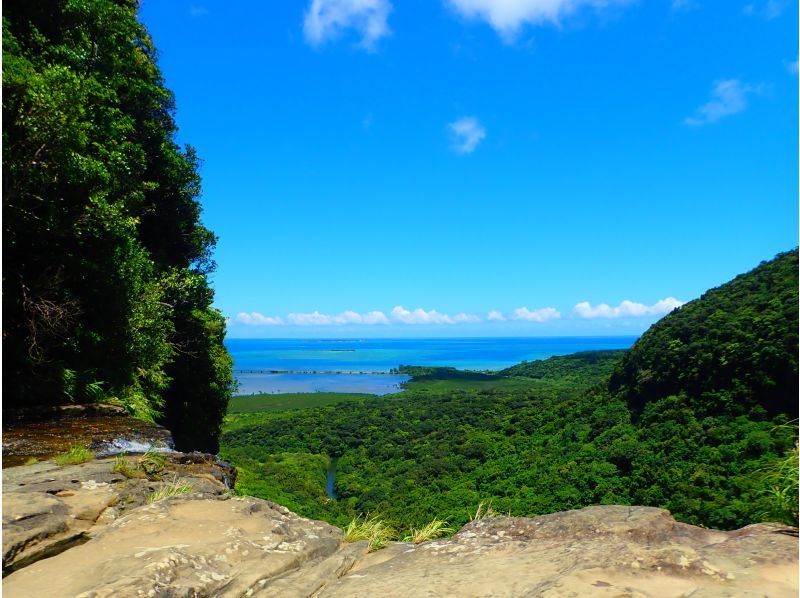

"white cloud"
[448,116,486,154]
[390,306,481,324]
[445,0,629,40]
[685,79,757,126]
[572,297,685,319]
[236,310,389,326]
[743,0,788,19]
[487,310,507,321]
[786,59,799,75]
[286,310,390,325]
[510,306,561,322]
[303,0,392,50]
[235,312,285,326]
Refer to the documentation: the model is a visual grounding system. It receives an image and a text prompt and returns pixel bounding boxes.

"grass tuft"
[112,454,146,478]
[139,448,168,475]
[470,500,500,522]
[402,518,454,544]
[23,457,40,465]
[54,445,94,466]
[343,514,395,552]
[147,475,193,504]
[759,440,799,526]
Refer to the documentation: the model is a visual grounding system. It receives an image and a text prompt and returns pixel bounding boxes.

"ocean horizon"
[227,336,638,395]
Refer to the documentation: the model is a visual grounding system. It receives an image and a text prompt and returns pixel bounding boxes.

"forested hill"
[221,250,798,533]
[609,249,799,417]
[2,0,234,451]
[501,350,625,385]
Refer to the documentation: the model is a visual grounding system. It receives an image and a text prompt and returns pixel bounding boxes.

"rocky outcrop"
[323,506,799,597]
[3,460,797,597]
[2,454,234,574]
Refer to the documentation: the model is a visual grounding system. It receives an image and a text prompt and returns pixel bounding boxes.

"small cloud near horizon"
[303,0,392,50]
[234,299,684,327]
[391,306,481,324]
[572,297,684,319]
[510,306,562,322]
[448,116,486,154]
[685,79,758,126]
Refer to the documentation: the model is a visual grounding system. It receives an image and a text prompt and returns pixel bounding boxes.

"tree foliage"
[221,251,799,530]
[3,0,233,451]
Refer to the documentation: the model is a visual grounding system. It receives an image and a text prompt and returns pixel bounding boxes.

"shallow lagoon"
[227,337,637,395]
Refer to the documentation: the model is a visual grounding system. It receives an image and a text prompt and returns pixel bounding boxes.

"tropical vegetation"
[221,251,799,532]
[3,0,234,451]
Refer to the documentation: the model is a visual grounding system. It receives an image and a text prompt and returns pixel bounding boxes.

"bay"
[226,336,637,395]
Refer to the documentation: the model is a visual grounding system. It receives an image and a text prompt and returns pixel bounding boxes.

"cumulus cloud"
[487,310,507,321]
[286,310,390,325]
[235,312,285,326]
[303,0,392,50]
[236,310,389,326]
[445,0,628,39]
[685,79,757,126]
[572,297,685,319]
[390,306,481,324]
[510,306,561,322]
[448,116,486,154]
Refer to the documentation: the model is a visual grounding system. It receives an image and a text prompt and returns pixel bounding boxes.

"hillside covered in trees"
[221,250,799,531]
[2,0,233,451]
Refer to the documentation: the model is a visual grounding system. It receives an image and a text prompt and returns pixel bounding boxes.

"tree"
[3,0,234,450]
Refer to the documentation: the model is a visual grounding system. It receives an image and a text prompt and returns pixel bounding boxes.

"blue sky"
[139,0,797,338]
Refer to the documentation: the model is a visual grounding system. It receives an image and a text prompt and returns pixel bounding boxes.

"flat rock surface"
[3,496,346,598]
[2,455,233,573]
[3,463,797,598]
[321,506,799,597]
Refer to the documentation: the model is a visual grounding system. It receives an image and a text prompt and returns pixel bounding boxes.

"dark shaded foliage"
[609,249,798,418]
[3,0,233,449]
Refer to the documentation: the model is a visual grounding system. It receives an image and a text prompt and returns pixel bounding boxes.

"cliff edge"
[3,455,797,597]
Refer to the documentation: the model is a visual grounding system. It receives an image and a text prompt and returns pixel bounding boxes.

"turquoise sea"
[226,337,637,395]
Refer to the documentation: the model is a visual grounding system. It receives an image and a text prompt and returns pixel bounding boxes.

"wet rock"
[2,404,174,467]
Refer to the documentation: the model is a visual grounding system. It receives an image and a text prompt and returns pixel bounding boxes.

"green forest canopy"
[2,0,234,451]
[221,250,799,531]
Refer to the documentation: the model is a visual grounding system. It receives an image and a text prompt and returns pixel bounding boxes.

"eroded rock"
[3,465,797,598]
[2,454,234,573]
[321,506,799,597]
[3,497,344,597]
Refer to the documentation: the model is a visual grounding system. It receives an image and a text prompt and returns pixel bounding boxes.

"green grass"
[402,518,454,544]
[343,514,395,551]
[53,445,94,466]
[147,476,193,503]
[228,392,375,414]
